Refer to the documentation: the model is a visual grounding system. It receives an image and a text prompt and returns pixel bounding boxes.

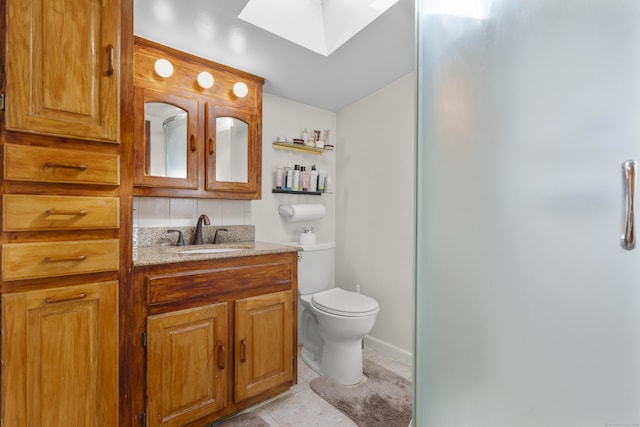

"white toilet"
[292,241,379,385]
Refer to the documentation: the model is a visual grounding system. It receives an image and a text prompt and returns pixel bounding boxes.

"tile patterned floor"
[216,347,413,427]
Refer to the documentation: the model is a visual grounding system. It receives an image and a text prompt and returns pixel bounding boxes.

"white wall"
[335,72,416,361]
[253,93,337,244]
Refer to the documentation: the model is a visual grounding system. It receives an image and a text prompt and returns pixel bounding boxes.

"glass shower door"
[415,0,640,425]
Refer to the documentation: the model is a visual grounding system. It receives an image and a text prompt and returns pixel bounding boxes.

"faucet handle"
[167,230,185,246]
[213,228,229,244]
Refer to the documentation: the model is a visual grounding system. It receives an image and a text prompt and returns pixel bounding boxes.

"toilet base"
[320,338,365,385]
[301,338,366,386]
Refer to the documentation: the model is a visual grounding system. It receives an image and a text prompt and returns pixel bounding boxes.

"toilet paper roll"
[278,204,326,222]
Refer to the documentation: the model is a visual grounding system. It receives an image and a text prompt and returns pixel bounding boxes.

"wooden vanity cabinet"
[5,0,120,142]
[136,252,298,427]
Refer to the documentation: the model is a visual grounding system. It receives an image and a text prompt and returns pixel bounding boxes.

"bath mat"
[309,360,412,427]
[211,412,270,427]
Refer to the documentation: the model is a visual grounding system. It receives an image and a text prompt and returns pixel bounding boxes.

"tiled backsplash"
[133,197,252,227]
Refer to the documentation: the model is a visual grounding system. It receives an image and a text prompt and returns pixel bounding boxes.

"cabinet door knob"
[215,340,226,370]
[208,137,214,155]
[106,45,115,76]
[190,134,197,152]
[239,338,247,363]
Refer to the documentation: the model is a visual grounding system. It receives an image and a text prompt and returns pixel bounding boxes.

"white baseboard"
[363,335,412,366]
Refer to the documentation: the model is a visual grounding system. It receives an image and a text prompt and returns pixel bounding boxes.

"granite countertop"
[133,241,302,267]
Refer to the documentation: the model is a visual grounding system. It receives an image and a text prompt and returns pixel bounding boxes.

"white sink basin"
[177,248,242,255]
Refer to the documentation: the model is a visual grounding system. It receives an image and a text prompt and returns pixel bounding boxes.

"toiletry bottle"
[292,165,301,192]
[318,170,327,192]
[309,165,318,192]
[284,164,293,191]
[302,128,309,142]
[301,166,309,191]
[276,165,284,189]
[324,173,332,193]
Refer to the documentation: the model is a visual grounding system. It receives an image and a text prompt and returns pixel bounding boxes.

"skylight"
[239,0,400,56]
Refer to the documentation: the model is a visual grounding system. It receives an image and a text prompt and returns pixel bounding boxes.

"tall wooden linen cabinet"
[0,0,134,425]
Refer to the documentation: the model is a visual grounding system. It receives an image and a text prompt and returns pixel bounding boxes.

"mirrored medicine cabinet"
[132,37,263,199]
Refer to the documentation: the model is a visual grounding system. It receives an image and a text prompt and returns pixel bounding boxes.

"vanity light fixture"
[233,81,249,98]
[197,71,215,89]
[154,58,174,78]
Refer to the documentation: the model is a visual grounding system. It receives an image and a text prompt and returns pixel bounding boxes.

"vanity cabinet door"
[5,0,120,142]
[206,104,261,199]
[235,290,294,402]
[1,281,119,427]
[147,303,228,427]
[133,88,199,189]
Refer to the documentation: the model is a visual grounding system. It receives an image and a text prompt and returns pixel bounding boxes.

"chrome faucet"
[192,214,210,245]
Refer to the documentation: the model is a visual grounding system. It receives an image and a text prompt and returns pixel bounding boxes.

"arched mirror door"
[133,88,199,190]
[205,104,261,197]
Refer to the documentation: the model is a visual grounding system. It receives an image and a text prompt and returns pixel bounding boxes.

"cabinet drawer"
[3,195,120,231]
[148,260,294,306]
[4,144,120,185]
[2,239,119,281]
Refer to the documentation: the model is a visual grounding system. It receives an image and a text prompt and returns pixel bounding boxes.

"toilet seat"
[311,288,379,317]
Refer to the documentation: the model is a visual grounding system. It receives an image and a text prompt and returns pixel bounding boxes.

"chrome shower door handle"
[622,160,638,250]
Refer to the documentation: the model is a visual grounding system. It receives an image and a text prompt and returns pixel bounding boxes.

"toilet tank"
[289,241,335,295]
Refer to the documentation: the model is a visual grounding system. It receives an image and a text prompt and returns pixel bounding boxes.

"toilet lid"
[311,288,379,317]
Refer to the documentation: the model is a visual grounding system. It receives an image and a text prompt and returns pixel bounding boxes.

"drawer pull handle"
[44,161,87,171]
[239,338,247,363]
[106,45,115,76]
[216,340,226,370]
[190,134,197,152]
[44,255,87,263]
[46,209,89,216]
[208,137,214,155]
[45,292,88,304]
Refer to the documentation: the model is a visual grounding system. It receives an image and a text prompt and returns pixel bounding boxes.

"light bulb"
[233,82,249,98]
[197,71,214,89]
[154,59,174,78]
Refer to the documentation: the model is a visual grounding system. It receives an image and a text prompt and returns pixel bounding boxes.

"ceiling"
[133,0,416,112]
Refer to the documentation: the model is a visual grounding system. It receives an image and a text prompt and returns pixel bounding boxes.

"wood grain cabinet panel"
[5,0,120,142]
[235,290,293,402]
[147,303,228,427]
[3,194,120,231]
[3,144,120,185]
[2,239,120,281]
[1,281,119,427]
[147,260,294,306]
